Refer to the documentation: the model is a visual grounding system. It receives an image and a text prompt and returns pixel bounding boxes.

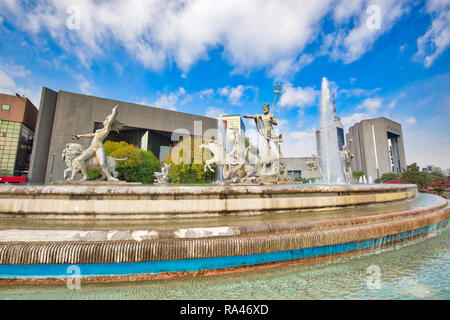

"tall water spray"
[319,77,346,184]
[216,115,227,182]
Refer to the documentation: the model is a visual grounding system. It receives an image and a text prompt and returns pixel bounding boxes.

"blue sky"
[0,0,449,169]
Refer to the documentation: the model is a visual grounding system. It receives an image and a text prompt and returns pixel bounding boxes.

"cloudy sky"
[0,0,449,169]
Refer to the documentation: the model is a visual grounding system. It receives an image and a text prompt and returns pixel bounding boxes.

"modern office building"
[422,165,442,174]
[222,115,246,138]
[29,88,218,184]
[346,117,406,179]
[0,93,38,177]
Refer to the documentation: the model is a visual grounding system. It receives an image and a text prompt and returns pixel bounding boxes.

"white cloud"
[333,1,365,23]
[414,0,450,67]
[0,0,332,74]
[341,112,371,129]
[278,83,319,109]
[267,54,315,79]
[403,127,450,169]
[228,86,245,105]
[357,97,383,114]
[74,75,96,95]
[1,0,426,76]
[405,117,416,124]
[0,69,16,89]
[324,0,411,63]
[0,62,40,106]
[150,87,187,111]
[338,87,381,98]
[387,99,397,109]
[199,89,214,99]
[205,106,228,118]
[218,85,257,105]
[282,130,317,157]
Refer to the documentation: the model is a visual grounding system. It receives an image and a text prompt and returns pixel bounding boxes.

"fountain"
[0,85,448,285]
[319,77,346,184]
[216,115,227,182]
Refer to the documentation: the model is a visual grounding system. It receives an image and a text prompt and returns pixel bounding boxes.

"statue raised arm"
[71,105,121,181]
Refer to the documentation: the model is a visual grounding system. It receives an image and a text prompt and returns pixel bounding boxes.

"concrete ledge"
[0,184,418,218]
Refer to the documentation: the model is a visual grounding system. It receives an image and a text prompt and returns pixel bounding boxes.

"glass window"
[1,104,10,111]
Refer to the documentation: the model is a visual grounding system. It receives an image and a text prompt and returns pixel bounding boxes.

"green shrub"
[87,141,160,183]
[295,177,315,184]
[375,172,399,183]
[433,187,445,195]
[353,170,365,180]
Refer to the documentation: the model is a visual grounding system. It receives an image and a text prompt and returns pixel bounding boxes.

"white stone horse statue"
[198,140,226,173]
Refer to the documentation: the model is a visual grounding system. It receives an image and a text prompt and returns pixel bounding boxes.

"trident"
[271,82,283,113]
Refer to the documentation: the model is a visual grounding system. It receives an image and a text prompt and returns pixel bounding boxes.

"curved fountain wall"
[0,184,448,284]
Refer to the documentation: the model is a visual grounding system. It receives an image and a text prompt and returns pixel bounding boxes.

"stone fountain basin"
[0,184,448,284]
[0,183,417,219]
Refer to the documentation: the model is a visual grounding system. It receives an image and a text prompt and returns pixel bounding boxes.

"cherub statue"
[154,163,171,184]
[71,105,124,181]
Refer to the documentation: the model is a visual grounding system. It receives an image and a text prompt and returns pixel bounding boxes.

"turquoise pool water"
[0,224,448,300]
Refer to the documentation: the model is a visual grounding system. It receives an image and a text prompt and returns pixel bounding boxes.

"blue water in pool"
[0,223,448,300]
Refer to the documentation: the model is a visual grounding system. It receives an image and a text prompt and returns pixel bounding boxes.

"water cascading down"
[319,77,346,184]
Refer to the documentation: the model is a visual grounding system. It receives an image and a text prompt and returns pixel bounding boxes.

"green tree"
[166,136,216,184]
[400,163,432,188]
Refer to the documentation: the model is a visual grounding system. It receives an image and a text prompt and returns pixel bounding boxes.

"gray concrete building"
[29,88,218,184]
[346,117,406,179]
[283,157,319,181]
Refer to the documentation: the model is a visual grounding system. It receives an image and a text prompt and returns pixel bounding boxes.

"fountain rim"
[0,183,418,196]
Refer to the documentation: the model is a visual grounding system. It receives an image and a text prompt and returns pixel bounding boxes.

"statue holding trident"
[244,83,287,181]
[244,83,283,157]
[71,105,124,181]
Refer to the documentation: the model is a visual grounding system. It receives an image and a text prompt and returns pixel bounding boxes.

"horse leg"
[64,168,71,180]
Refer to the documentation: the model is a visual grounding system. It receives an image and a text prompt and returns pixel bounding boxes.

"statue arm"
[105,105,119,131]
[243,115,262,130]
[270,115,278,125]
[73,133,95,139]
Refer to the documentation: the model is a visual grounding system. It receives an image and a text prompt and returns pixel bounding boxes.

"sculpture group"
[199,84,288,184]
[61,83,355,185]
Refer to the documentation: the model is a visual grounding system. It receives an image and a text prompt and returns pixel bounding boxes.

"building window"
[0,132,6,137]
[1,104,11,111]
